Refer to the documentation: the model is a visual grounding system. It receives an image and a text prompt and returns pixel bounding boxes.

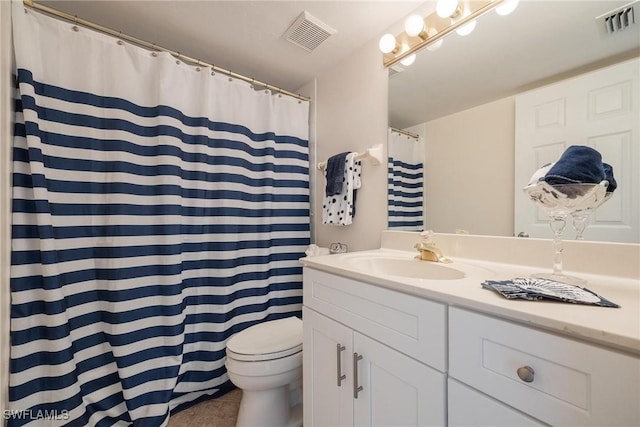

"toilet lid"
[226,316,303,362]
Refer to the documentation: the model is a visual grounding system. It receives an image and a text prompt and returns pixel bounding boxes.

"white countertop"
[300,248,640,356]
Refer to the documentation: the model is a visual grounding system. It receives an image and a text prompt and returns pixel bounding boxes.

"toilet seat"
[227,317,303,362]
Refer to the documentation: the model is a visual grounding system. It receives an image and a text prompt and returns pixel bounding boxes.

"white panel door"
[514,58,639,242]
[303,307,354,427]
[352,333,446,427]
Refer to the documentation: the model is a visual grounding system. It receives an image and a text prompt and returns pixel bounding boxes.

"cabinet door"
[303,307,353,427]
[448,379,546,427]
[353,333,446,427]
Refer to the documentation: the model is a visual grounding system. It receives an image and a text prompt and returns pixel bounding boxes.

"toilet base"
[288,403,303,427]
[235,385,302,427]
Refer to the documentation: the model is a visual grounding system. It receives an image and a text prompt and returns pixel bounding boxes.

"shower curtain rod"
[22,0,311,102]
[390,127,420,139]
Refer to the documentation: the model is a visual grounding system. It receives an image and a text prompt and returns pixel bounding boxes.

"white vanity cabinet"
[449,307,640,427]
[303,268,447,427]
[303,265,640,427]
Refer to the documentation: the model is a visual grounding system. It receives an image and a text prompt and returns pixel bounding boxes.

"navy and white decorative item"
[522,146,615,285]
[482,278,619,308]
[10,4,310,425]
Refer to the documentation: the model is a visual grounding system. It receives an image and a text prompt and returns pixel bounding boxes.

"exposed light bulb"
[404,14,425,37]
[425,27,443,51]
[436,0,459,18]
[453,4,476,36]
[398,43,416,66]
[378,33,397,54]
[456,19,476,36]
[496,0,520,16]
[400,53,416,66]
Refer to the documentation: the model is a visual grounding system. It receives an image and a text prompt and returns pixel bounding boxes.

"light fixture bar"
[383,0,505,68]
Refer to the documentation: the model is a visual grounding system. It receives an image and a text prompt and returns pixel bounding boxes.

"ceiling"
[38,0,423,92]
[32,0,640,127]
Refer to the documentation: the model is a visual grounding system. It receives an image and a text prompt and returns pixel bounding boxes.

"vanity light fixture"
[380,0,517,68]
[495,0,520,16]
[454,4,477,36]
[379,33,400,54]
[436,0,460,18]
[455,18,477,36]
[425,27,444,51]
[400,46,416,66]
[404,14,427,37]
[404,14,442,50]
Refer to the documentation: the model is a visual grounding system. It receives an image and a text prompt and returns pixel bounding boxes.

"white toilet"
[225,316,303,427]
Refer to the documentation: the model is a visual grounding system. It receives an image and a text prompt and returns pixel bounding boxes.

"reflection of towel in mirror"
[325,152,349,196]
[603,163,617,192]
[544,145,605,186]
[322,152,362,226]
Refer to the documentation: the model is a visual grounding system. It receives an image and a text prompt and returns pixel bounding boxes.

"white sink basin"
[340,252,466,280]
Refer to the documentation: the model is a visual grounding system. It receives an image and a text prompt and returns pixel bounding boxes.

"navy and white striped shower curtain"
[9,4,309,426]
[387,129,424,231]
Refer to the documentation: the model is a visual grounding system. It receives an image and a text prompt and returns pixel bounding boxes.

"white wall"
[312,38,389,252]
[423,96,515,236]
[309,35,516,249]
[0,0,13,414]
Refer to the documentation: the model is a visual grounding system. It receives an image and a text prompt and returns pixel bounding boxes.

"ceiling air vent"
[284,11,336,52]
[596,0,637,35]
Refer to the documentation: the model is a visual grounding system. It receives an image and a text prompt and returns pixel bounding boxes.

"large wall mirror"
[388,0,640,242]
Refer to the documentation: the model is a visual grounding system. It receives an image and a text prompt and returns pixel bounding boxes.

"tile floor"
[167,388,242,427]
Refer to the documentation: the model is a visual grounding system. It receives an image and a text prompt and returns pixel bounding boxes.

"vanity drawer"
[303,267,446,371]
[449,307,640,426]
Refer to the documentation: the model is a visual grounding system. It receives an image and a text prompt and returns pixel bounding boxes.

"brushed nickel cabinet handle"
[353,352,363,399]
[517,366,535,383]
[336,344,346,387]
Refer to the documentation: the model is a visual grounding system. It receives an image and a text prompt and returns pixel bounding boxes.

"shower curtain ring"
[151,44,158,57]
[72,15,79,32]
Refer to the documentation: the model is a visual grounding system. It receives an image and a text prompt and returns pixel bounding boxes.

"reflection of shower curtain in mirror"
[387,129,423,231]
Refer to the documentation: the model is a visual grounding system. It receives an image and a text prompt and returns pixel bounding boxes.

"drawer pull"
[517,366,535,383]
[336,344,346,387]
[353,353,364,399]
